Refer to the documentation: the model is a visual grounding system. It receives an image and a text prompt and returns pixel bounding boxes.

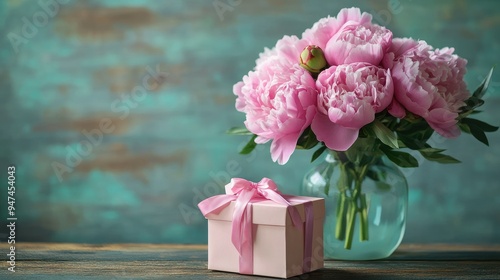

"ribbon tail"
[303,201,314,273]
[198,194,236,216]
[239,203,254,274]
[231,189,256,274]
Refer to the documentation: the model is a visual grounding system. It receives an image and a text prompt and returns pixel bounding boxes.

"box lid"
[205,196,325,226]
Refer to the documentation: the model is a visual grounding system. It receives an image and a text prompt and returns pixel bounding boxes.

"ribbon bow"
[198,178,312,275]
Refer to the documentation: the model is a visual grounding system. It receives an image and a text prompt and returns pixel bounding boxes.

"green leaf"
[397,134,427,150]
[418,127,436,142]
[311,145,327,163]
[462,96,485,111]
[418,147,446,153]
[462,118,499,132]
[239,135,257,154]
[227,127,253,135]
[359,125,375,138]
[460,118,497,146]
[411,124,435,142]
[420,152,461,164]
[469,124,490,146]
[397,136,448,155]
[397,117,435,146]
[460,67,494,117]
[473,67,494,99]
[459,123,471,134]
[371,120,399,149]
[381,146,419,168]
[296,127,319,150]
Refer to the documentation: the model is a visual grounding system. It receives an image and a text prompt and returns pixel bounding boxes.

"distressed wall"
[0,0,499,244]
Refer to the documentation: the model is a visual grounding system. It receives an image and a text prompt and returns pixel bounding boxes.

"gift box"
[198,178,325,278]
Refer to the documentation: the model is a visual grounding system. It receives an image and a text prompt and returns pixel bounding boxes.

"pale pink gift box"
[199,178,325,278]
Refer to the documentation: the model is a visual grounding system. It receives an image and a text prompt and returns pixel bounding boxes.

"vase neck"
[325,136,385,167]
[328,150,384,168]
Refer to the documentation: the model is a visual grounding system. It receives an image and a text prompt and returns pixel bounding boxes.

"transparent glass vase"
[300,152,408,260]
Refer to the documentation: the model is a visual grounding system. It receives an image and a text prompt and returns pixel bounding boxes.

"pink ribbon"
[198,178,315,275]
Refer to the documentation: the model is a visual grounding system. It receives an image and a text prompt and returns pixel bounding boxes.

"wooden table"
[2,243,499,279]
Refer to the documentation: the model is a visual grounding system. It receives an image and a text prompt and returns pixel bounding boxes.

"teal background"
[0,0,499,244]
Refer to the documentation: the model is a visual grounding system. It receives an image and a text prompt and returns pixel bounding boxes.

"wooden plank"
[1,243,499,279]
[13,242,500,253]
[13,243,207,251]
[7,260,500,280]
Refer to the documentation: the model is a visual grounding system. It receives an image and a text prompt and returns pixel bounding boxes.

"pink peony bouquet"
[229,7,496,167]
[229,7,496,251]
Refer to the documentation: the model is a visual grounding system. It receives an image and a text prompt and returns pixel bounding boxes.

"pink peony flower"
[234,57,317,164]
[312,63,394,151]
[387,38,469,137]
[302,7,392,66]
[324,20,392,66]
[302,7,372,51]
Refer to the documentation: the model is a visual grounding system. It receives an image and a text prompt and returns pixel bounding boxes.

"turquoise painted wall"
[0,0,499,244]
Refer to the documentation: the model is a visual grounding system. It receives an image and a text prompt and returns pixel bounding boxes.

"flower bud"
[300,45,327,73]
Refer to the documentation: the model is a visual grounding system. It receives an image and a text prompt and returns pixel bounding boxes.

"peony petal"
[255,136,270,144]
[270,134,300,165]
[255,47,277,70]
[387,99,406,118]
[343,43,385,65]
[386,38,420,59]
[426,108,460,138]
[311,113,359,151]
[329,102,375,128]
[276,36,310,66]
[336,7,372,25]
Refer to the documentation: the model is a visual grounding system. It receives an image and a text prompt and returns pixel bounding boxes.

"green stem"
[359,193,369,241]
[341,164,369,249]
[335,192,347,240]
[322,163,334,196]
[344,198,357,249]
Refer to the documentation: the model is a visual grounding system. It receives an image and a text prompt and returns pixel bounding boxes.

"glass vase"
[300,151,408,260]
